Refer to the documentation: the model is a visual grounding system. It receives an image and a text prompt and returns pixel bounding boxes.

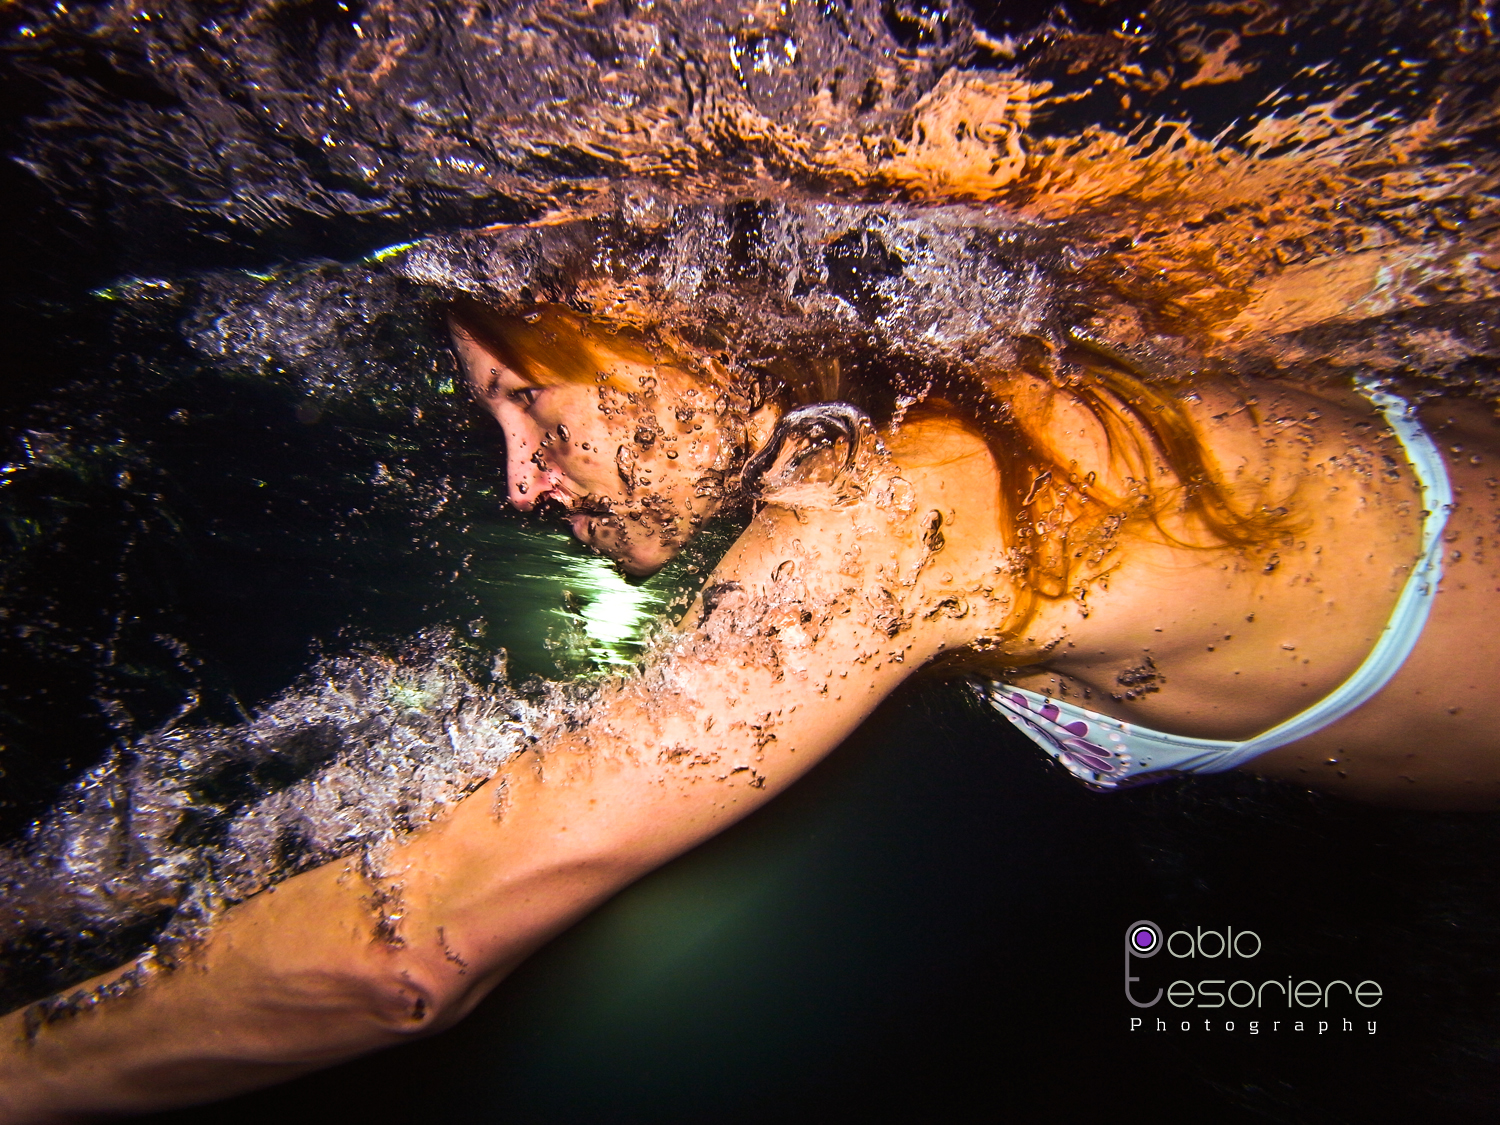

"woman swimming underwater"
[3,297,1499,1119]
[440,298,1499,806]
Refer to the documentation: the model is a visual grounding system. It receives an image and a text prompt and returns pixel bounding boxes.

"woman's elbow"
[353,941,510,1042]
[360,964,449,1037]
[339,942,501,1045]
[230,950,468,1063]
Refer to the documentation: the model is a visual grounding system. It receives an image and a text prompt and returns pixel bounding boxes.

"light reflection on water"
[549,550,671,664]
[462,520,710,674]
[555,555,666,660]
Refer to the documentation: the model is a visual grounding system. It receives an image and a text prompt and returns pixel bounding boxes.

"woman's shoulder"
[722,405,1011,648]
[886,409,999,473]
[748,405,1002,537]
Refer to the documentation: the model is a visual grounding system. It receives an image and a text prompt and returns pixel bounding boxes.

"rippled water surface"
[2,2,1499,1120]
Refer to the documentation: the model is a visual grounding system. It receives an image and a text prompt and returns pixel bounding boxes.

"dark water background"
[2,1,1499,1121]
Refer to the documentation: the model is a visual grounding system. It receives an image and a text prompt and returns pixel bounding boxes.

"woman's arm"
[0,448,979,1121]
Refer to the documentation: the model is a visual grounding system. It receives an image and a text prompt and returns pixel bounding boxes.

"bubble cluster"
[0,633,586,1010]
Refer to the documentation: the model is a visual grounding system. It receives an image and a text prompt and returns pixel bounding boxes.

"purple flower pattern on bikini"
[990,690,1127,787]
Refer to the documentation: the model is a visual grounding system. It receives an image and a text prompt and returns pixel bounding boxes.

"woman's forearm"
[0,748,673,1122]
[0,705,866,1117]
[0,681,911,1117]
[0,851,458,1122]
[0,737,829,1121]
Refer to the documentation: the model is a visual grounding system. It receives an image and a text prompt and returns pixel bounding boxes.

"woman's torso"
[894,378,1500,809]
[1248,393,1500,807]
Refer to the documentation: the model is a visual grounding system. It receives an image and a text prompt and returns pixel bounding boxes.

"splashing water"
[0,633,586,1008]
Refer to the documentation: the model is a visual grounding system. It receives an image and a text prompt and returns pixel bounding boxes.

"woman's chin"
[617,555,668,578]
[567,516,672,577]
[610,537,678,578]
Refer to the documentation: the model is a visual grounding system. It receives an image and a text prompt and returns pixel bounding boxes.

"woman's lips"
[539,482,613,542]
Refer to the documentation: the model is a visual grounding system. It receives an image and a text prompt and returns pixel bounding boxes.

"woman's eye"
[509,387,543,408]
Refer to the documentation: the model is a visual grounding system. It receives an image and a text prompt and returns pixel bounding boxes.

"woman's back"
[942,377,1500,808]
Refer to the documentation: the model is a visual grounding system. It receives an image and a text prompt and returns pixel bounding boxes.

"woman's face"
[452,324,736,576]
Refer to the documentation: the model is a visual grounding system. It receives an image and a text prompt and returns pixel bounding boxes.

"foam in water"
[0,633,589,1017]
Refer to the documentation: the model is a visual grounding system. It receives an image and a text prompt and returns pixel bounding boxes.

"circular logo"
[1127,919,1162,958]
